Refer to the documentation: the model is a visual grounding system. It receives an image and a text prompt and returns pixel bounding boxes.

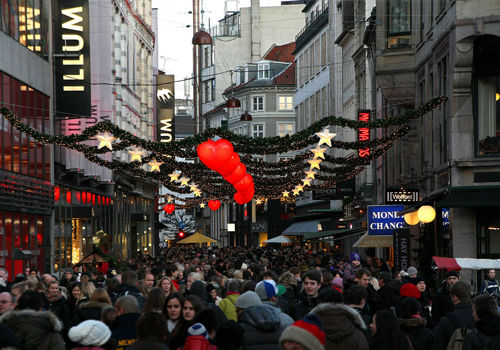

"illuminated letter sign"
[54,0,90,117]
[156,74,175,143]
[357,110,371,162]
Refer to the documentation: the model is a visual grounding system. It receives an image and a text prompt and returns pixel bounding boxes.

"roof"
[274,61,295,85]
[263,42,296,63]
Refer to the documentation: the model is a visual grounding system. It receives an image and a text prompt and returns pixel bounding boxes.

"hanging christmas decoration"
[163,204,175,214]
[54,186,60,202]
[148,159,163,172]
[96,132,116,150]
[128,148,145,162]
[208,200,221,211]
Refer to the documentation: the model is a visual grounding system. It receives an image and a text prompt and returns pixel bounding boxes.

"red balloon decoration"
[92,194,96,206]
[66,190,72,204]
[164,203,175,214]
[208,200,221,211]
[197,138,255,204]
[82,192,87,204]
[54,186,60,202]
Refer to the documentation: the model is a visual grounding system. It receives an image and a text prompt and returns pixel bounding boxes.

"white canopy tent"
[264,235,292,244]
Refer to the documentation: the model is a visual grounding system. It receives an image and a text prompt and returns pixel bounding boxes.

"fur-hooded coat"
[310,303,369,350]
[0,309,65,350]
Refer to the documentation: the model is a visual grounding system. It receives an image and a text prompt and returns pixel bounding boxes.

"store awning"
[437,186,500,208]
[177,232,218,244]
[304,228,364,240]
[353,232,393,248]
[282,220,321,236]
[264,235,292,244]
[432,256,500,271]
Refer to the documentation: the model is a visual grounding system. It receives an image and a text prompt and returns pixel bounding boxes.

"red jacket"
[179,336,217,350]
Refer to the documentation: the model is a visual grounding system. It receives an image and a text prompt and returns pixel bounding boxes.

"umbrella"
[177,232,218,244]
[264,235,292,244]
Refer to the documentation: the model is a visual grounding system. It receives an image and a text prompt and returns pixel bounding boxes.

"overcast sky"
[152,0,285,97]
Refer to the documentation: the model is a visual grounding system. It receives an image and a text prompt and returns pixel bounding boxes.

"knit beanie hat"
[187,323,208,339]
[407,266,418,275]
[279,314,325,350]
[332,277,343,288]
[68,320,111,346]
[255,280,278,301]
[349,252,360,262]
[400,283,421,299]
[235,291,262,309]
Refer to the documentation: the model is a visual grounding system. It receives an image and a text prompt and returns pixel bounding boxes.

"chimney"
[251,0,261,62]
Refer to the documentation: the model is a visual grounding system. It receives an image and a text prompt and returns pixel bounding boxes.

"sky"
[152,0,285,97]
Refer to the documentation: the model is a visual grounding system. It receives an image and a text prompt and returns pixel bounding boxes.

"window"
[387,0,411,48]
[277,123,294,137]
[252,123,265,138]
[321,33,327,68]
[477,209,500,258]
[278,96,293,111]
[477,76,500,155]
[258,64,269,79]
[252,96,264,111]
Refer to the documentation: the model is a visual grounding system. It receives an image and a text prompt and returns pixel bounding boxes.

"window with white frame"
[252,96,264,111]
[278,96,293,111]
[252,123,265,138]
[277,122,294,137]
[258,64,270,79]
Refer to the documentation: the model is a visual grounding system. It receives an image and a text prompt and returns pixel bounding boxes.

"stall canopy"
[353,232,393,247]
[177,232,218,244]
[304,228,364,240]
[264,235,292,244]
[73,251,106,266]
[432,256,500,271]
[281,220,320,236]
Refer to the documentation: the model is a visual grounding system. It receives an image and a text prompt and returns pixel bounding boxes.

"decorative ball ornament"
[163,204,175,214]
[404,211,420,225]
[417,205,436,223]
[208,200,221,211]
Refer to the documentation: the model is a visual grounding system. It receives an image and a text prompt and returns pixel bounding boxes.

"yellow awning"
[177,232,218,244]
[353,232,393,247]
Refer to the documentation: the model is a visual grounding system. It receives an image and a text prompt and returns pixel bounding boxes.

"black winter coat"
[294,292,319,320]
[111,285,145,311]
[399,317,434,350]
[463,315,500,350]
[377,279,401,310]
[47,295,72,331]
[432,303,475,350]
[432,283,454,323]
[111,312,140,350]
[238,304,285,350]
[71,301,110,327]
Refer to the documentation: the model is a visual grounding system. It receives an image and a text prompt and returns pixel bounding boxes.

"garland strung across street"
[0,96,446,209]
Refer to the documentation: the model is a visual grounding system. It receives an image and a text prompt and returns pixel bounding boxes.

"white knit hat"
[68,320,111,346]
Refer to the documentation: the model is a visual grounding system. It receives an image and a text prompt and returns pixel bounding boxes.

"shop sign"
[156,74,175,143]
[251,222,267,233]
[54,0,91,117]
[385,189,419,204]
[357,110,371,162]
[367,205,404,235]
[312,178,355,200]
[442,208,450,226]
[394,228,411,271]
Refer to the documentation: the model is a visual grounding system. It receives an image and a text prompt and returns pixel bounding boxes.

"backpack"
[447,327,472,350]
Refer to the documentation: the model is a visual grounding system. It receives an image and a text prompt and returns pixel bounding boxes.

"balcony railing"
[294,4,329,53]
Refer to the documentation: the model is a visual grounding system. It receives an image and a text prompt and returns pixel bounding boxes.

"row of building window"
[0,71,51,180]
[0,0,48,56]
[231,122,295,138]
[296,31,328,87]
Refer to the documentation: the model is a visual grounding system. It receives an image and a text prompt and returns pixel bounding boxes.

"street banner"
[394,228,411,272]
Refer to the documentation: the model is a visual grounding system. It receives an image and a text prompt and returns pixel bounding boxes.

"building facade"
[0,0,54,278]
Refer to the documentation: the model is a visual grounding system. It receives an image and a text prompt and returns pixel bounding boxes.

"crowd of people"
[0,246,499,350]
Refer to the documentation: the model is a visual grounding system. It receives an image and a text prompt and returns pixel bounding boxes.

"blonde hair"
[187,272,204,282]
[156,277,178,293]
[79,281,96,301]
[90,287,112,305]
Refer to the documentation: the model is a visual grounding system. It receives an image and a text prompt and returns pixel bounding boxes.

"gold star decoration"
[96,132,116,150]
[194,190,202,197]
[167,196,173,203]
[179,177,190,186]
[310,146,327,159]
[148,158,163,172]
[295,184,304,192]
[292,188,301,196]
[315,128,336,147]
[308,158,322,170]
[256,198,264,205]
[282,191,289,198]
[305,170,317,179]
[128,148,144,162]
[302,178,312,186]
[168,171,181,182]
[189,184,199,192]
[199,203,205,208]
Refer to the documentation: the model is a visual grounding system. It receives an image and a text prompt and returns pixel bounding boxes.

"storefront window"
[387,0,411,48]
[477,209,500,258]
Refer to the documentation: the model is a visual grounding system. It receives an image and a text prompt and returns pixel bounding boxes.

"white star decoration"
[148,159,163,172]
[128,148,144,162]
[315,128,336,147]
[96,132,116,150]
[310,146,327,159]
[168,171,181,182]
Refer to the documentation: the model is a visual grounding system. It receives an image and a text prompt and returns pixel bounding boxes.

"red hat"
[400,283,421,299]
[279,314,325,350]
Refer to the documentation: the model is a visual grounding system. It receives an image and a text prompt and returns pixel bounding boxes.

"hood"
[239,304,281,331]
[79,301,110,310]
[476,315,500,336]
[113,312,141,328]
[190,281,207,300]
[0,309,62,348]
[225,294,239,303]
[311,303,366,342]
[398,317,427,328]
[183,335,212,350]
